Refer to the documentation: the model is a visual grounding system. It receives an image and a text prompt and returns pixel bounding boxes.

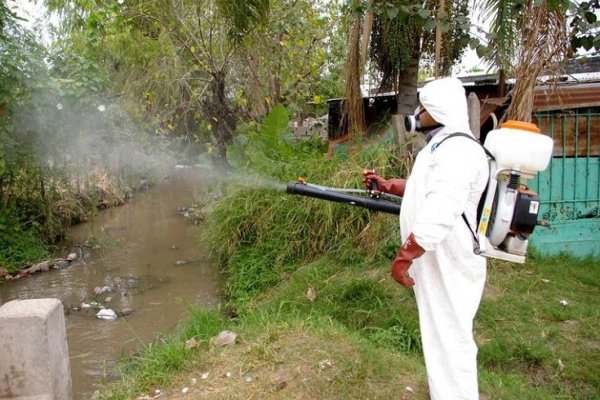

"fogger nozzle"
[286,181,400,215]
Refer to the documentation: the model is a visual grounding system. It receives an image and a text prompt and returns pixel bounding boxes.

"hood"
[419,77,471,135]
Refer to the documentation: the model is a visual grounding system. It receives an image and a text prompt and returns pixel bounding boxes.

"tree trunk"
[245,53,268,117]
[396,43,421,115]
[497,69,506,98]
[205,69,235,170]
[344,7,365,139]
[360,3,373,70]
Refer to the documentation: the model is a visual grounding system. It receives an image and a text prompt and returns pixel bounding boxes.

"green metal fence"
[529,107,600,258]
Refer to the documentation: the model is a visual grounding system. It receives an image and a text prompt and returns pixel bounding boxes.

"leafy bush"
[0,210,48,272]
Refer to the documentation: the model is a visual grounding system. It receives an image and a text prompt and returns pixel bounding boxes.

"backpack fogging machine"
[474,120,553,263]
[286,120,553,264]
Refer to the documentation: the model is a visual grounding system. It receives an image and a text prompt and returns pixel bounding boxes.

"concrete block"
[0,299,72,400]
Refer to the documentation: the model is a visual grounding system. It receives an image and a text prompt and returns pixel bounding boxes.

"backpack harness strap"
[431,132,495,254]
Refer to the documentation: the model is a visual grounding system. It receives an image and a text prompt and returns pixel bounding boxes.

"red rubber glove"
[391,233,425,288]
[363,172,407,197]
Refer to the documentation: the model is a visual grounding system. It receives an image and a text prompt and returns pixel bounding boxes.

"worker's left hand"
[391,233,425,288]
[391,258,415,287]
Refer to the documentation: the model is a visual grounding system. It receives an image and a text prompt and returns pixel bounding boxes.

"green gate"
[529,107,600,258]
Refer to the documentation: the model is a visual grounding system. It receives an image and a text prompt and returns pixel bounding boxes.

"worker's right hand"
[363,172,407,197]
[363,171,387,192]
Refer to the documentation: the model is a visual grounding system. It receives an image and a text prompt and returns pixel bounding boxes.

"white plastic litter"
[96,309,118,320]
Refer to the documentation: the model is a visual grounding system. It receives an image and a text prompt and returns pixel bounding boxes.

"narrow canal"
[0,167,223,398]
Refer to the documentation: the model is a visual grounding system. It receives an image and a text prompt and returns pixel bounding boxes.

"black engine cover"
[511,190,540,234]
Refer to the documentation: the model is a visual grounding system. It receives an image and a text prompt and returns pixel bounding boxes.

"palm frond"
[474,0,520,70]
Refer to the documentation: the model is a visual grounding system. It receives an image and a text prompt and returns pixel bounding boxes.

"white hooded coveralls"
[399,78,489,400]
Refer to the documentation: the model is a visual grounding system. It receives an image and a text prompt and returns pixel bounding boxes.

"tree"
[505,1,569,121]
[343,0,472,134]
[45,0,271,167]
[473,0,573,122]
[224,0,345,118]
[45,0,344,166]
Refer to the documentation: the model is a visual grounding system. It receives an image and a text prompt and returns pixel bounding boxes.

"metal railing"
[532,107,600,222]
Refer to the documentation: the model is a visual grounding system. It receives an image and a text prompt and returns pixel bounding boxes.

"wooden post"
[468,92,481,140]
[392,114,408,148]
[434,0,445,78]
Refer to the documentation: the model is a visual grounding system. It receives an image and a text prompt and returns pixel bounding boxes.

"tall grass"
[205,104,407,309]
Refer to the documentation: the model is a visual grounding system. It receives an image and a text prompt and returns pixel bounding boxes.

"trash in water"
[96,309,118,320]
[94,286,112,295]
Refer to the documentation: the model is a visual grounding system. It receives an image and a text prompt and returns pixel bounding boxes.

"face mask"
[403,107,442,134]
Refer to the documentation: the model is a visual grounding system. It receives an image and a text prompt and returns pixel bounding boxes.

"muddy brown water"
[0,168,223,399]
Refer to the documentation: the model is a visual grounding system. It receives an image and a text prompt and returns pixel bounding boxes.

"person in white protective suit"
[364,77,489,399]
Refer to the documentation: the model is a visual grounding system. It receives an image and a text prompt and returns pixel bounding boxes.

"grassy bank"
[99,253,600,399]
[100,112,599,399]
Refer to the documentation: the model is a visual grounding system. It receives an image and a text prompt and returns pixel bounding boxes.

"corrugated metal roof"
[327,78,600,112]
[534,81,600,111]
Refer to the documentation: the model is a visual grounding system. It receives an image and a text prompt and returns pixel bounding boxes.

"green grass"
[476,255,600,399]
[100,308,228,399]
[101,252,600,400]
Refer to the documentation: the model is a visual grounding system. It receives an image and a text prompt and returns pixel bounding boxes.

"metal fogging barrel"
[286,182,400,215]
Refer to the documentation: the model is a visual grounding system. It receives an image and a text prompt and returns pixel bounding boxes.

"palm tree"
[474,0,569,122]
[505,1,568,121]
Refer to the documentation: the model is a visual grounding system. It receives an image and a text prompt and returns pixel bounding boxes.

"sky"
[9,0,43,24]
[8,0,58,44]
